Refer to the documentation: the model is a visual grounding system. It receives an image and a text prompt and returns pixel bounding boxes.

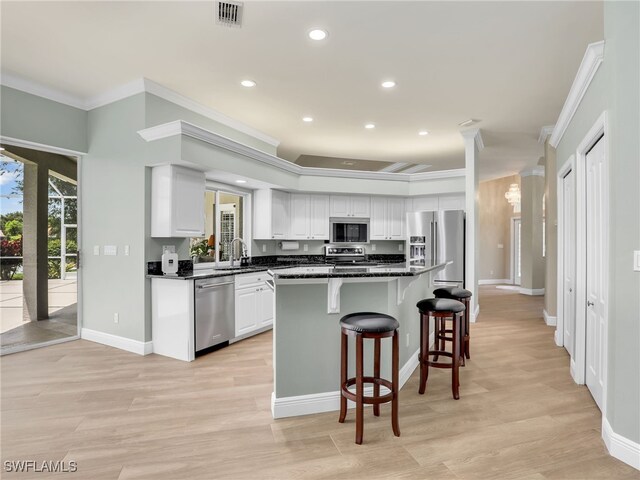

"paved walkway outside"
[0,279,77,353]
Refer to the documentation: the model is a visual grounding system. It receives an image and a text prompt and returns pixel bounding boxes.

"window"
[190,188,248,265]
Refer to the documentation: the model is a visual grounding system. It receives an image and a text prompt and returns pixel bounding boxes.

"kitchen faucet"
[229,237,249,267]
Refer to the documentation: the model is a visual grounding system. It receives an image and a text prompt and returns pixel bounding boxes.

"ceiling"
[0,1,603,180]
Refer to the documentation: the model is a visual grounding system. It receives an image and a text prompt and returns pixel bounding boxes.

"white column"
[461,128,484,322]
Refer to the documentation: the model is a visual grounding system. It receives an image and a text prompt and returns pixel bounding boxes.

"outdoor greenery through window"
[190,190,245,264]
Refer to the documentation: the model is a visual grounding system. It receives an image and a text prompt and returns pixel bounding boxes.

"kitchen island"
[269,262,447,418]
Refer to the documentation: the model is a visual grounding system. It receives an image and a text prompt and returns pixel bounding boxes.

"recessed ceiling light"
[308,29,328,41]
[418,130,429,136]
[240,80,256,88]
[381,80,396,88]
[235,179,247,184]
[302,117,313,122]
[365,123,376,129]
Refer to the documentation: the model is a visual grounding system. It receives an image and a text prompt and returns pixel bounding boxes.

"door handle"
[587,301,595,307]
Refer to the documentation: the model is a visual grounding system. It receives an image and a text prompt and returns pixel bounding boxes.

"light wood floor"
[1,287,637,479]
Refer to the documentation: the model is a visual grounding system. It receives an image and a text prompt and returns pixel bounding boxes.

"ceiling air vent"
[217,1,243,27]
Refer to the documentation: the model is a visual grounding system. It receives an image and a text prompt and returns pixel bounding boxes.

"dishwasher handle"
[197,281,235,290]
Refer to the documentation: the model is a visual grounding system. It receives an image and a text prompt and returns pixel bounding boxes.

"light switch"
[498,243,504,249]
[634,251,640,272]
[371,244,376,252]
[399,243,403,252]
[262,244,266,253]
[303,244,308,252]
[93,245,100,256]
[124,245,130,256]
[103,245,117,256]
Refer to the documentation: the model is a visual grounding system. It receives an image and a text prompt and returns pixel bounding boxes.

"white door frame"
[555,154,576,349]
[0,135,84,351]
[562,111,609,413]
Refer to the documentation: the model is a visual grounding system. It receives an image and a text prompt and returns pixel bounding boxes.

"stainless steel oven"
[330,218,369,244]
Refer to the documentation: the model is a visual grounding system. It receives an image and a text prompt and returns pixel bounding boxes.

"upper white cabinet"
[253,189,291,239]
[370,197,405,240]
[290,194,330,240]
[151,165,205,238]
[438,193,466,211]
[330,195,370,218]
[406,193,465,212]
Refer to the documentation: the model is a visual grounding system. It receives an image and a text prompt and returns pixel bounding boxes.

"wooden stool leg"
[433,313,440,361]
[465,298,471,359]
[339,331,347,423]
[452,313,460,400]
[419,314,429,394]
[391,331,400,437]
[440,317,446,352]
[373,337,381,417]
[355,334,364,445]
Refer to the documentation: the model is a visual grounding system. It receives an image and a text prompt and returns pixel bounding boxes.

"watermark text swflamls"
[4,460,78,473]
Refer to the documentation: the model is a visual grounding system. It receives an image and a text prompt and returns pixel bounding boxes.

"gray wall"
[520,173,545,291]
[556,0,639,444]
[0,86,87,153]
[543,141,557,316]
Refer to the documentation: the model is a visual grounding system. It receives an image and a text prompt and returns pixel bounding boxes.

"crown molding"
[520,165,545,177]
[138,120,465,183]
[0,72,279,148]
[549,41,605,148]
[0,135,87,156]
[460,128,484,151]
[538,125,555,144]
[0,71,87,110]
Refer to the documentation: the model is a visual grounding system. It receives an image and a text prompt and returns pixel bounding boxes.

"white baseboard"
[479,278,510,285]
[81,328,153,356]
[471,304,479,323]
[519,287,545,296]
[602,416,640,470]
[554,328,563,347]
[543,309,557,326]
[271,333,433,419]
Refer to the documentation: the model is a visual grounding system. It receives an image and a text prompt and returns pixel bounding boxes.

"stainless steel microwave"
[330,218,369,244]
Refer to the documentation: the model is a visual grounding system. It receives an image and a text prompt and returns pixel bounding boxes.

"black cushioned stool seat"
[433,287,473,362]
[339,312,400,445]
[416,298,466,400]
[340,312,400,333]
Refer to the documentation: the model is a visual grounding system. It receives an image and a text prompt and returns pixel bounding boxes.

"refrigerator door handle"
[430,221,435,266]
[434,221,438,264]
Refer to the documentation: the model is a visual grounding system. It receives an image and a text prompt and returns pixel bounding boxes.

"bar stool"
[434,287,472,362]
[339,312,400,445]
[416,298,466,399]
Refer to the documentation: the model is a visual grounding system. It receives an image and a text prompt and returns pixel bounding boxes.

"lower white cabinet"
[235,273,274,337]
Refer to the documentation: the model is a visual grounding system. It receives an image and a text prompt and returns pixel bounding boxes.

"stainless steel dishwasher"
[194,275,235,354]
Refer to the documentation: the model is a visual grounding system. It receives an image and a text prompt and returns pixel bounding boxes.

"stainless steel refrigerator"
[406,210,465,286]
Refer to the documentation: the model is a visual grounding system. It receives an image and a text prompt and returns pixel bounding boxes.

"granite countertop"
[146,255,407,280]
[269,262,448,280]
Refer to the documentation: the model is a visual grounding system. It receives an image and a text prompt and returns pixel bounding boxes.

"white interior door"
[585,136,606,410]
[562,169,576,357]
[512,218,522,285]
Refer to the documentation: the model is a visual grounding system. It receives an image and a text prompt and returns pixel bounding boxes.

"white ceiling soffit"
[0,72,279,148]
[138,120,465,182]
[379,162,410,173]
[549,41,605,148]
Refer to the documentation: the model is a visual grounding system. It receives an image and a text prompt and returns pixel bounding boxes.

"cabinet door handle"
[587,301,595,307]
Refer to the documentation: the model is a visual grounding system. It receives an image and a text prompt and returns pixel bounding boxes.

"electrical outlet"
[124,245,130,256]
[103,245,117,256]
[371,244,376,252]
[113,313,119,324]
[93,245,100,255]
[498,243,504,249]
[262,244,266,253]
[162,245,175,254]
[634,251,640,272]
[399,243,403,252]
[490,270,494,275]
[303,244,308,252]
[406,333,410,347]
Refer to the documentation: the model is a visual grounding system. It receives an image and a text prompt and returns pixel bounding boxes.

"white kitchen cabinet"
[370,197,405,240]
[253,189,291,239]
[151,165,206,238]
[290,194,329,240]
[235,273,274,337]
[438,193,466,211]
[330,195,370,218]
